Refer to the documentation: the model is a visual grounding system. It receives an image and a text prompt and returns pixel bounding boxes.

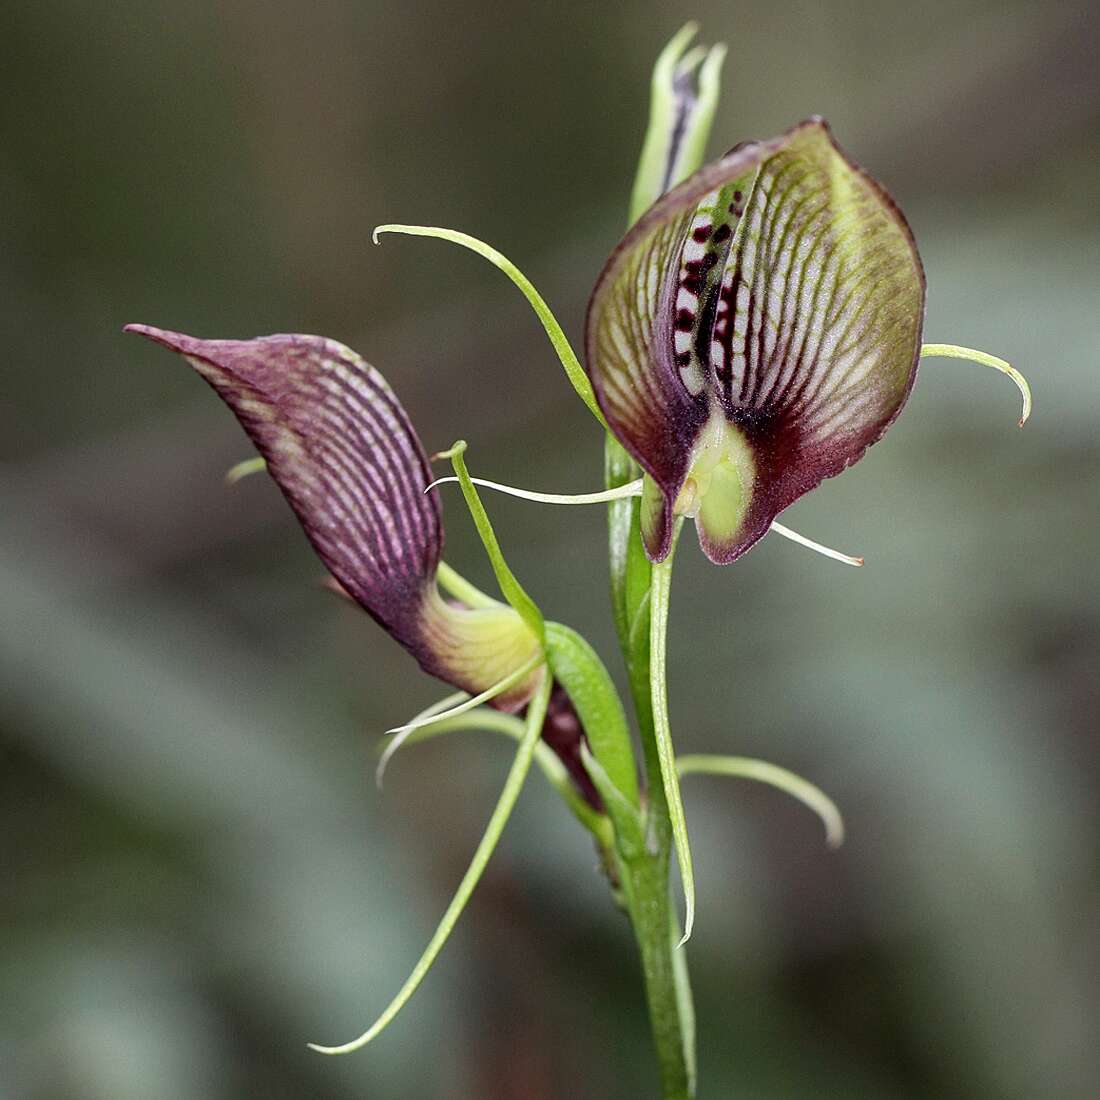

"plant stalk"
[606,435,695,1097]
[618,841,693,1100]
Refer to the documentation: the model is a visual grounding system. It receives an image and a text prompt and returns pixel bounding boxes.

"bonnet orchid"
[373,25,1030,957]
[586,116,926,565]
[126,22,1032,1099]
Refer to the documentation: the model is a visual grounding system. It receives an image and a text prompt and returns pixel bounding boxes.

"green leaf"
[580,743,646,862]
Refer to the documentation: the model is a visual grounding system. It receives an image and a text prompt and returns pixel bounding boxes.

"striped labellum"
[586,118,926,564]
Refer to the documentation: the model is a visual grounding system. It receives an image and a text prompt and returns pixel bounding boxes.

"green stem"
[605,440,694,1095]
[617,847,694,1100]
[648,528,695,944]
[606,22,728,1092]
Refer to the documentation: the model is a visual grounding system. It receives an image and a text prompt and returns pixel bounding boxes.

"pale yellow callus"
[428,593,544,710]
[671,411,756,547]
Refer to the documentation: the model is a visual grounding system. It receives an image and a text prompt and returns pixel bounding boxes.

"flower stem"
[605,437,695,1096]
[618,845,694,1099]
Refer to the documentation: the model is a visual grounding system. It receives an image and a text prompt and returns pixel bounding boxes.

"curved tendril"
[920,343,1032,427]
[384,654,543,735]
[225,455,267,485]
[426,475,645,506]
[435,441,545,642]
[376,690,469,787]
[677,754,845,848]
[769,522,864,567]
[426,473,861,567]
[650,522,696,947]
[372,224,606,429]
[380,707,609,842]
[309,671,553,1057]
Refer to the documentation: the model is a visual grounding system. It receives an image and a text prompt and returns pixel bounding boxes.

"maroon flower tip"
[129,324,445,657]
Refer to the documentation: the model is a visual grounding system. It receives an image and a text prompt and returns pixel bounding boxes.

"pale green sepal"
[385,653,542,735]
[435,561,500,609]
[381,706,611,844]
[373,224,606,428]
[436,441,545,644]
[630,22,699,223]
[308,671,553,1057]
[649,521,696,946]
[225,455,267,485]
[920,343,1032,427]
[670,43,725,208]
[604,435,650,660]
[580,742,646,863]
[677,754,845,848]
[427,474,643,507]
[544,621,640,809]
[377,689,468,786]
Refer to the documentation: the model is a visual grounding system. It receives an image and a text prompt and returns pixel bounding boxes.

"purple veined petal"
[586,118,926,564]
[125,326,543,698]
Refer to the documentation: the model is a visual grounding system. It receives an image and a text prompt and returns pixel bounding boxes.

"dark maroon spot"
[540,684,603,812]
[713,223,732,243]
[675,309,695,331]
[733,190,743,202]
[692,225,712,243]
[675,351,691,367]
[700,251,719,271]
[682,275,703,293]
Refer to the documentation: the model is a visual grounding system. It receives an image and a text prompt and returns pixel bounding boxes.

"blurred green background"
[2,2,1098,1097]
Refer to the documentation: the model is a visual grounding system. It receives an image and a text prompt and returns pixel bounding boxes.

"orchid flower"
[368,27,1031,956]
[124,22,1033,1096]
[587,116,925,564]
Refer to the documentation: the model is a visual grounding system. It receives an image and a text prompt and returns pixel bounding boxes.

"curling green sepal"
[437,440,545,644]
[545,621,639,812]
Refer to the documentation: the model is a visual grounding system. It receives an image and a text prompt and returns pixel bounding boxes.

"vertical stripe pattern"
[585,118,925,564]
[127,327,445,661]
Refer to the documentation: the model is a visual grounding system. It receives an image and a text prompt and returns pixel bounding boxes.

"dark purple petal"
[125,326,446,660]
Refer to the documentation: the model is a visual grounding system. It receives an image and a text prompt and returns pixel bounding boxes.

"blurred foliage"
[2,1,1098,1097]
